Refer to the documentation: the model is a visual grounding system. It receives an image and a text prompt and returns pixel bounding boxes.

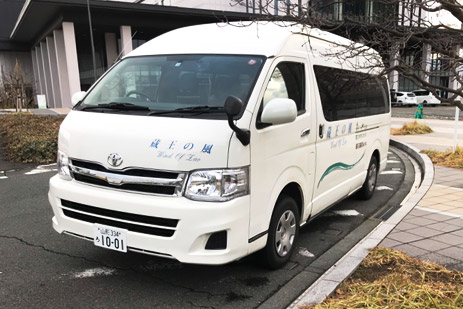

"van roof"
[127,22,353,58]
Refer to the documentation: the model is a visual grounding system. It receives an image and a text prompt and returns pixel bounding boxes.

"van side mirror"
[261,98,297,125]
[224,96,250,146]
[71,91,87,106]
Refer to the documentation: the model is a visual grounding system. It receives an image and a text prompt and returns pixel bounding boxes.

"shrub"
[0,113,64,163]
[422,147,463,169]
[391,121,433,135]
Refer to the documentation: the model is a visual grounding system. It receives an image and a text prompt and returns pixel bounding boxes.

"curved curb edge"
[288,139,434,308]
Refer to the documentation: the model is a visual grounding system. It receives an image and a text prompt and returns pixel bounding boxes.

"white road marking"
[72,267,115,278]
[25,164,58,175]
[0,176,8,179]
[298,248,315,258]
[376,186,393,191]
[387,160,400,163]
[380,171,403,175]
[391,168,402,171]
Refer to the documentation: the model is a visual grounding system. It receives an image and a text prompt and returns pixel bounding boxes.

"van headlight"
[57,151,72,180]
[185,168,249,202]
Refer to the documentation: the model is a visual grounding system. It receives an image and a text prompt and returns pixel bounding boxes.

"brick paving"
[381,164,463,272]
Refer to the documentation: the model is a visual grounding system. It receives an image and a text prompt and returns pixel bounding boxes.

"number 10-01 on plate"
[93,224,128,252]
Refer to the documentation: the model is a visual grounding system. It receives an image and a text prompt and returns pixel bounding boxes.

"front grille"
[61,199,178,237]
[69,159,185,196]
[71,160,178,179]
[73,174,176,195]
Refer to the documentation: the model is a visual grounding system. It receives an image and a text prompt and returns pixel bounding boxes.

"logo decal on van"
[149,139,214,162]
[317,152,365,188]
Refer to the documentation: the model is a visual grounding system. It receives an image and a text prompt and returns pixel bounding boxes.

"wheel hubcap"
[275,210,296,257]
[368,163,377,192]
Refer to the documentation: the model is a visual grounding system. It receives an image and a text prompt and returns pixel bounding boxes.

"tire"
[263,196,300,269]
[423,100,427,105]
[357,156,378,200]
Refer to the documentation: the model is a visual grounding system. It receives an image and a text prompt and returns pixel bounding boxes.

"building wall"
[103,0,304,14]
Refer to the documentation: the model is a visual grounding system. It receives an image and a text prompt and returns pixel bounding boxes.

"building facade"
[1,0,461,108]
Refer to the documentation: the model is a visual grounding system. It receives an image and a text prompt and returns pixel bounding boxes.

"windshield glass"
[77,55,266,117]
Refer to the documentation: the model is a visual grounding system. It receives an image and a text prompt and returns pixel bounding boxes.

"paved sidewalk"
[381,119,463,272]
[0,108,70,115]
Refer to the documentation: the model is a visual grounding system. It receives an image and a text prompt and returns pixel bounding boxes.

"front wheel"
[263,196,300,269]
[357,156,378,200]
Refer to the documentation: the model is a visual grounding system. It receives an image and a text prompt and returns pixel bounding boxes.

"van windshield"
[77,55,266,118]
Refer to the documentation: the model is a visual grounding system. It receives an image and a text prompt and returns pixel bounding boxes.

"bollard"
[415,103,423,119]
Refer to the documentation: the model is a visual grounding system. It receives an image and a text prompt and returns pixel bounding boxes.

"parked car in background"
[394,91,417,106]
[412,89,441,107]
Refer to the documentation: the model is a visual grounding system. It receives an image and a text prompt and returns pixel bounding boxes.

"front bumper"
[48,175,251,265]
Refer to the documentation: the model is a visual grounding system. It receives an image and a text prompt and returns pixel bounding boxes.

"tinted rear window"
[313,66,389,121]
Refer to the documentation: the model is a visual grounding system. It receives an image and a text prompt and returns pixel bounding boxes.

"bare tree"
[0,59,32,112]
[231,0,463,110]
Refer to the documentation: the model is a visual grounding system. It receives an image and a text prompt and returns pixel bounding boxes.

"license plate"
[93,224,127,253]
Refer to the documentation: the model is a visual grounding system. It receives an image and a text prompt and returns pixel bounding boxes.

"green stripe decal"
[317,152,365,188]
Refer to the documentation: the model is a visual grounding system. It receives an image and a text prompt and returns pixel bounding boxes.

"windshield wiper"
[80,102,150,111]
[147,105,224,116]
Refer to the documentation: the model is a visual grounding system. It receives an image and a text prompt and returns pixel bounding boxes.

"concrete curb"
[288,139,434,307]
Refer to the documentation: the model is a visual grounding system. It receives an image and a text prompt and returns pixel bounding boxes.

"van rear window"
[313,66,389,121]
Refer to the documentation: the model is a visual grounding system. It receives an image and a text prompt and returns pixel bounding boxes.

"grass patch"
[0,113,64,163]
[304,247,463,308]
[422,147,463,169]
[391,121,434,135]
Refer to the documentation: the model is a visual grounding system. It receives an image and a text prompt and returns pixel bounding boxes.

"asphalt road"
[392,105,462,120]
[0,148,414,308]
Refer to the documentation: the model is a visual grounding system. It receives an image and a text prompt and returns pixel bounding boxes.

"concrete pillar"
[389,43,400,91]
[421,43,432,83]
[31,48,40,95]
[120,25,132,57]
[35,47,46,95]
[105,33,118,67]
[46,36,61,108]
[62,22,81,97]
[54,29,72,108]
[41,41,55,108]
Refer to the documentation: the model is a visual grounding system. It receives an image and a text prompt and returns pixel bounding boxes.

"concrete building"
[1,0,461,108]
[2,0,265,108]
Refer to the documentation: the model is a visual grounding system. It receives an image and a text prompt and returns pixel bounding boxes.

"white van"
[49,22,390,268]
[395,91,417,106]
[412,89,441,106]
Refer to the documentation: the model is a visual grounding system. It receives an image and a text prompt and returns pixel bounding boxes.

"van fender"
[263,166,307,228]
[370,137,387,171]
[247,166,307,255]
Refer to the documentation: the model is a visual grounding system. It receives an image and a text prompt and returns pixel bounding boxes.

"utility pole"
[87,0,97,83]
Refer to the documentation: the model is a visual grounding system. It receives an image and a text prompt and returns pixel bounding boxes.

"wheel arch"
[277,182,304,222]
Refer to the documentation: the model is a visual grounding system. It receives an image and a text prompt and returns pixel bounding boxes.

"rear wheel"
[263,196,300,269]
[357,156,378,200]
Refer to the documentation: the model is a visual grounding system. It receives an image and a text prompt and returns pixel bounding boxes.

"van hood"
[59,111,233,171]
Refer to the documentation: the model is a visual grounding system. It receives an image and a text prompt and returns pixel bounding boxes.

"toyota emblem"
[107,153,123,167]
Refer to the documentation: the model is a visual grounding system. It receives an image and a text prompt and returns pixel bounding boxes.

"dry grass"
[422,147,463,169]
[391,121,434,135]
[302,247,463,309]
[0,113,64,163]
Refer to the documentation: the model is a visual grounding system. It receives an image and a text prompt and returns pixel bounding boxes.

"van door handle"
[319,124,324,138]
[300,128,311,137]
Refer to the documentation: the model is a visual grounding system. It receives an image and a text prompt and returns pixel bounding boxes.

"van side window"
[263,62,305,112]
[313,66,389,121]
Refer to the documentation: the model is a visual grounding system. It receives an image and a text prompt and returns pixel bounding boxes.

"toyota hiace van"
[49,22,391,268]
